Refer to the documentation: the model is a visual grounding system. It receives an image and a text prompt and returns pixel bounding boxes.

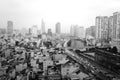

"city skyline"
[0,0,120,33]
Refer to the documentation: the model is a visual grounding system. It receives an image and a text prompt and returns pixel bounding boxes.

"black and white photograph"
[0,0,120,80]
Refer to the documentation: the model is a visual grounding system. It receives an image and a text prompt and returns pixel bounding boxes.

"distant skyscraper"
[7,21,13,35]
[31,25,38,37]
[56,22,61,34]
[41,19,45,34]
[47,28,52,36]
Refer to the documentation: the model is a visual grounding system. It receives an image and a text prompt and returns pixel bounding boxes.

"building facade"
[7,21,13,35]
[47,28,52,36]
[95,12,120,51]
[108,16,114,40]
[113,12,120,40]
[95,16,109,42]
[111,12,120,52]
[31,25,38,37]
[86,26,96,38]
[29,28,32,35]
[56,22,61,34]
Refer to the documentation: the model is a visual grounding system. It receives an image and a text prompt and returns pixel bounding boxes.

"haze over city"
[0,0,120,80]
[0,0,120,33]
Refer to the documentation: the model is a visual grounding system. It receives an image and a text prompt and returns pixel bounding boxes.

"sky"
[0,0,120,33]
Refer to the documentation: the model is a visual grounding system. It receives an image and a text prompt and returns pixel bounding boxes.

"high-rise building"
[108,16,114,40]
[31,25,38,37]
[109,12,120,52]
[113,12,120,40]
[56,22,61,34]
[41,19,45,34]
[95,16,101,40]
[102,16,109,40]
[7,21,13,35]
[70,25,85,39]
[95,16,109,42]
[29,28,32,35]
[47,28,52,36]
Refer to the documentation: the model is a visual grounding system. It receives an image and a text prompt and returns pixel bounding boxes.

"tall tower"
[41,19,45,34]
[7,21,13,35]
[56,22,61,34]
